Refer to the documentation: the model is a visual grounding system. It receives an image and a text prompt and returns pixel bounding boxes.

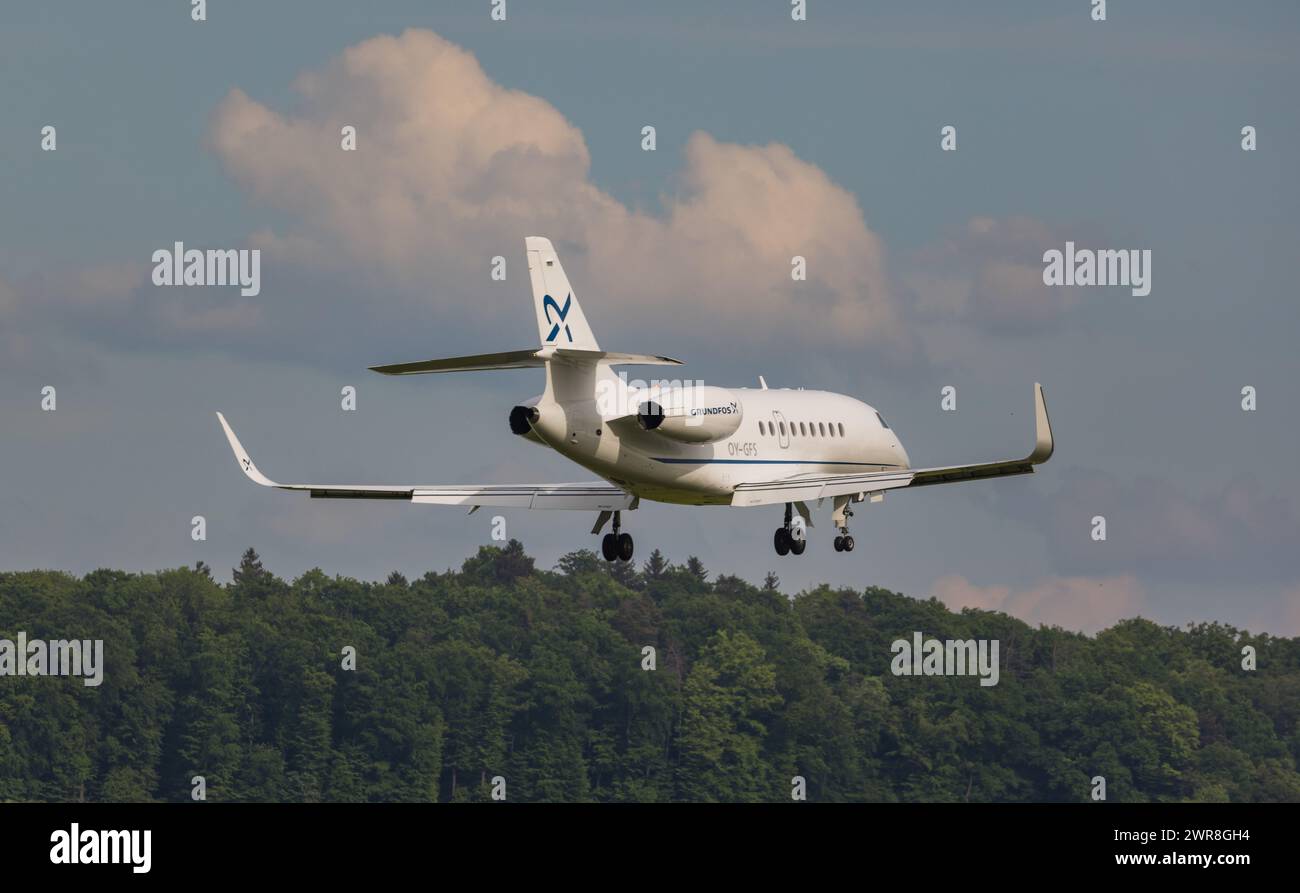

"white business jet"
[217,237,1053,562]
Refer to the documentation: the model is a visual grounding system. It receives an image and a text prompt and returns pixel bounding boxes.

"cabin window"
[779,422,786,436]
[818,422,826,437]
[838,422,845,437]
[876,411,890,429]
[796,422,803,436]
[759,421,766,436]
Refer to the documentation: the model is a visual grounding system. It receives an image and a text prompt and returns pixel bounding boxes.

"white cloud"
[208,28,907,350]
[932,573,1148,634]
[903,215,1092,333]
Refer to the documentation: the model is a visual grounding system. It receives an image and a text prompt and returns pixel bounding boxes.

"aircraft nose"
[894,441,911,469]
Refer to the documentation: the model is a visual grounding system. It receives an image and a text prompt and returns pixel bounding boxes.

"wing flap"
[413,484,634,510]
[732,471,914,507]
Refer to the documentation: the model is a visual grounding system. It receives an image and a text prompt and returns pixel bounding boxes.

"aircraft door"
[772,410,790,449]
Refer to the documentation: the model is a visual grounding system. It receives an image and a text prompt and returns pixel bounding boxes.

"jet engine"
[509,404,539,435]
[509,401,545,445]
[637,386,742,443]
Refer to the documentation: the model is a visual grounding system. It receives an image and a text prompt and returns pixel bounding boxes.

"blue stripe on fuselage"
[651,457,900,466]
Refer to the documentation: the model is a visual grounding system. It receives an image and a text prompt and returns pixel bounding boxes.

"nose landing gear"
[599,511,634,562]
[831,495,856,552]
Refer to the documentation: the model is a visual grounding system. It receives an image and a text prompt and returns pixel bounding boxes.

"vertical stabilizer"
[526,237,599,350]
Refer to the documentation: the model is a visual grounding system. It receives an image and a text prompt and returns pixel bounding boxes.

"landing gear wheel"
[791,537,806,555]
[774,528,791,556]
[601,533,618,562]
[841,535,855,553]
[833,536,844,552]
[617,532,635,562]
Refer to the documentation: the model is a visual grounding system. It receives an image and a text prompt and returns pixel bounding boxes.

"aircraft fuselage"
[527,384,911,506]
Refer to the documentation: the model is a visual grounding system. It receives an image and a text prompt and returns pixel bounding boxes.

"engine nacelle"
[509,401,544,445]
[637,386,742,443]
[509,405,538,435]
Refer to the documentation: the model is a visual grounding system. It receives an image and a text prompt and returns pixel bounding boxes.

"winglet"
[216,412,280,487]
[1027,383,1054,464]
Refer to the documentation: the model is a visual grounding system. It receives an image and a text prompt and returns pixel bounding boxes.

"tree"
[676,631,782,801]
[556,549,602,577]
[642,549,669,580]
[231,547,277,600]
[232,547,265,586]
[462,540,534,584]
[2,544,1297,804]
[606,558,640,589]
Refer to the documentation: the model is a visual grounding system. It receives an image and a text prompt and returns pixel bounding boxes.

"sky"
[2,0,1298,635]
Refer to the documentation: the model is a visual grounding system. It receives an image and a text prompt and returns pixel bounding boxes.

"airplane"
[217,236,1054,562]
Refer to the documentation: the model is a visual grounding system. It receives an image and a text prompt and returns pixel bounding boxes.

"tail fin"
[526,236,599,350]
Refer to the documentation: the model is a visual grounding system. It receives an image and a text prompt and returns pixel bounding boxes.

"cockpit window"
[875,411,890,429]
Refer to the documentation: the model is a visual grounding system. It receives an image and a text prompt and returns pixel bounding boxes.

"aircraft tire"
[774,528,791,556]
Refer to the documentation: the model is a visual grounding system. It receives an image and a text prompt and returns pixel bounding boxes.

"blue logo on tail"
[543,293,573,342]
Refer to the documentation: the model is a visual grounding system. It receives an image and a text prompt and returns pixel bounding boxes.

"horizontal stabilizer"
[369,348,683,375]
[369,349,544,376]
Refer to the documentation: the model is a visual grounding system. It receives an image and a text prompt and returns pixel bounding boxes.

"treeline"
[1,542,1298,802]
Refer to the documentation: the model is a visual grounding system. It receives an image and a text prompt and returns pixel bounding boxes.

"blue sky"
[2,1,1298,634]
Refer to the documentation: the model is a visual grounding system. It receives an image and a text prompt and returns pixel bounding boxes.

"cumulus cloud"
[1,29,1086,367]
[206,28,907,353]
[1270,587,1300,638]
[932,573,1147,634]
[902,215,1100,333]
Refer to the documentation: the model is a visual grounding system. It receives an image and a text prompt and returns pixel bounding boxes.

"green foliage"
[0,541,1297,802]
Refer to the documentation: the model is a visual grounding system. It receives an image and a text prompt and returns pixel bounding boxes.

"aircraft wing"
[216,413,635,511]
[731,383,1054,508]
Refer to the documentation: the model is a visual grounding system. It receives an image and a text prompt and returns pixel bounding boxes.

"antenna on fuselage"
[758,375,768,390]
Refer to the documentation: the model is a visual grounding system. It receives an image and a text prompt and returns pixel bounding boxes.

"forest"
[1,541,1298,802]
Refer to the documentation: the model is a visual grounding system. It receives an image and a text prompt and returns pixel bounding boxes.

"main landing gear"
[771,497,861,556]
[600,511,634,563]
[773,503,807,557]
